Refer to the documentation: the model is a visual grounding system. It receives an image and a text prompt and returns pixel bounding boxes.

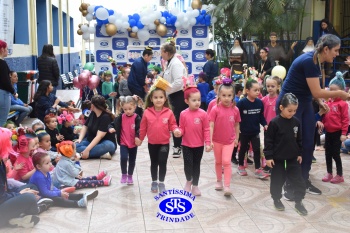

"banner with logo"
[0,0,14,55]
[94,25,209,77]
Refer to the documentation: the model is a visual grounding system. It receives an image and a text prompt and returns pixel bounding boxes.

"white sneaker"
[172,147,181,158]
[100,152,112,160]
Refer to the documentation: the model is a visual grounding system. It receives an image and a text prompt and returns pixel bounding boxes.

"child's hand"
[205,145,211,152]
[55,156,61,163]
[109,128,116,133]
[319,102,329,114]
[210,142,214,150]
[297,156,302,164]
[56,134,64,141]
[61,191,69,199]
[340,135,347,142]
[14,163,24,171]
[266,159,274,168]
[173,129,181,137]
[316,121,324,134]
[135,138,142,146]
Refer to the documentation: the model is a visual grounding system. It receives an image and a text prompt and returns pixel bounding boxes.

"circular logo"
[99,52,109,60]
[133,41,141,46]
[149,30,157,35]
[115,40,126,48]
[194,118,200,124]
[181,53,189,60]
[100,66,109,71]
[99,41,109,47]
[229,116,234,122]
[195,28,205,36]
[179,40,189,48]
[117,30,125,35]
[148,40,158,47]
[195,65,203,71]
[180,29,189,35]
[195,41,204,48]
[243,110,247,114]
[167,28,174,35]
[195,52,204,59]
[159,197,192,216]
[116,53,126,60]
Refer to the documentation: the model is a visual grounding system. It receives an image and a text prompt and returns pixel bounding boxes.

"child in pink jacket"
[179,86,211,196]
[137,87,181,193]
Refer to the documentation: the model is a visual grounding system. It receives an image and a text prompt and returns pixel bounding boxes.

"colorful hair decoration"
[57,111,74,124]
[56,141,75,158]
[182,75,197,90]
[145,46,153,51]
[222,78,233,86]
[212,76,223,86]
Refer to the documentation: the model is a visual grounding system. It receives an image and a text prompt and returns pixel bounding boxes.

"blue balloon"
[133,13,140,22]
[129,19,136,27]
[94,5,102,12]
[128,15,132,19]
[103,19,109,24]
[197,15,204,21]
[163,11,169,18]
[137,21,144,29]
[205,15,211,21]
[200,18,205,25]
[171,16,177,24]
[108,9,114,16]
[96,19,103,26]
[166,17,172,25]
[201,10,207,15]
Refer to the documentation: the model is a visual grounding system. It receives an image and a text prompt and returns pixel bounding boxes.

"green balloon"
[84,62,94,71]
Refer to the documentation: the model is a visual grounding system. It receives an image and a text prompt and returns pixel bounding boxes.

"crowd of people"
[1,25,350,228]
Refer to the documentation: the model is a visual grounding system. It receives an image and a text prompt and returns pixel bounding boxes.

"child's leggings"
[213,141,235,187]
[120,145,138,175]
[325,131,343,176]
[148,143,169,182]
[74,176,104,189]
[51,193,84,208]
[182,146,204,186]
[238,134,261,169]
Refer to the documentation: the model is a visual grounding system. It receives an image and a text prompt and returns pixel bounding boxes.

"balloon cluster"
[74,63,100,90]
[220,68,231,78]
[78,1,217,40]
[77,23,95,40]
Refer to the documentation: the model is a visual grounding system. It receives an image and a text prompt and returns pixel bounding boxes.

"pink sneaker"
[215,181,223,190]
[127,175,133,185]
[261,157,266,168]
[224,187,232,196]
[120,174,127,184]
[255,169,269,179]
[191,186,201,196]
[243,158,248,168]
[237,166,247,176]
[103,175,112,186]
[96,170,108,180]
[330,175,344,184]
[184,181,192,192]
[322,173,333,182]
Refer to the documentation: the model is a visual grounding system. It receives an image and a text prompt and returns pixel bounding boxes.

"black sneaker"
[295,201,308,216]
[283,190,295,201]
[247,157,254,165]
[263,166,271,174]
[37,198,53,214]
[172,147,181,158]
[273,199,285,211]
[85,190,99,201]
[231,156,238,164]
[306,180,322,195]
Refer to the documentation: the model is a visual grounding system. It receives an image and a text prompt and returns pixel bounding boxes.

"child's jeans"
[341,138,350,154]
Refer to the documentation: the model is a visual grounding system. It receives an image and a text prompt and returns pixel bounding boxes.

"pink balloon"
[82,69,92,77]
[78,72,89,86]
[88,75,100,90]
[73,76,82,89]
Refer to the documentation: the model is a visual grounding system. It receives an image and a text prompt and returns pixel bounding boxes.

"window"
[70,17,74,47]
[62,12,67,46]
[52,6,59,46]
[14,0,29,44]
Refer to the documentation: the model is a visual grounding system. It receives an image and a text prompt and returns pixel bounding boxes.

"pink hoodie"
[139,107,178,144]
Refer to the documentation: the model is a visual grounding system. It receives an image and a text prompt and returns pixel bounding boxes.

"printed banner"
[94,25,209,77]
[0,0,14,54]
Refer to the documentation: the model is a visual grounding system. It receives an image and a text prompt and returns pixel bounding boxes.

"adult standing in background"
[0,40,14,127]
[229,37,248,74]
[203,49,219,90]
[253,32,297,66]
[161,39,187,158]
[278,34,349,198]
[320,18,340,38]
[37,44,60,95]
[128,47,153,99]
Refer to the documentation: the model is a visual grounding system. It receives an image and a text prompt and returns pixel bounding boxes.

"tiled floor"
[2,90,350,232]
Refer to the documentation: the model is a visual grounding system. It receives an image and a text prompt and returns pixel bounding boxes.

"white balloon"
[137,29,150,41]
[201,4,208,10]
[170,8,180,16]
[86,13,94,22]
[108,15,116,23]
[95,8,109,20]
[160,17,166,23]
[82,32,90,40]
[212,16,217,23]
[155,11,162,19]
[115,19,123,28]
[88,26,95,34]
[122,21,130,29]
[121,15,129,22]
[189,18,196,26]
[100,25,108,36]
[132,26,138,32]
[186,6,192,11]
[81,25,89,33]
[174,21,180,28]
[148,23,156,30]
[183,16,188,23]
[87,5,95,14]
[192,9,200,17]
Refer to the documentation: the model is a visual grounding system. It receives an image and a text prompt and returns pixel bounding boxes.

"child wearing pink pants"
[209,78,240,196]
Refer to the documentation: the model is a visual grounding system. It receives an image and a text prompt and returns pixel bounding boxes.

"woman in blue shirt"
[9,71,33,125]
[278,34,349,197]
